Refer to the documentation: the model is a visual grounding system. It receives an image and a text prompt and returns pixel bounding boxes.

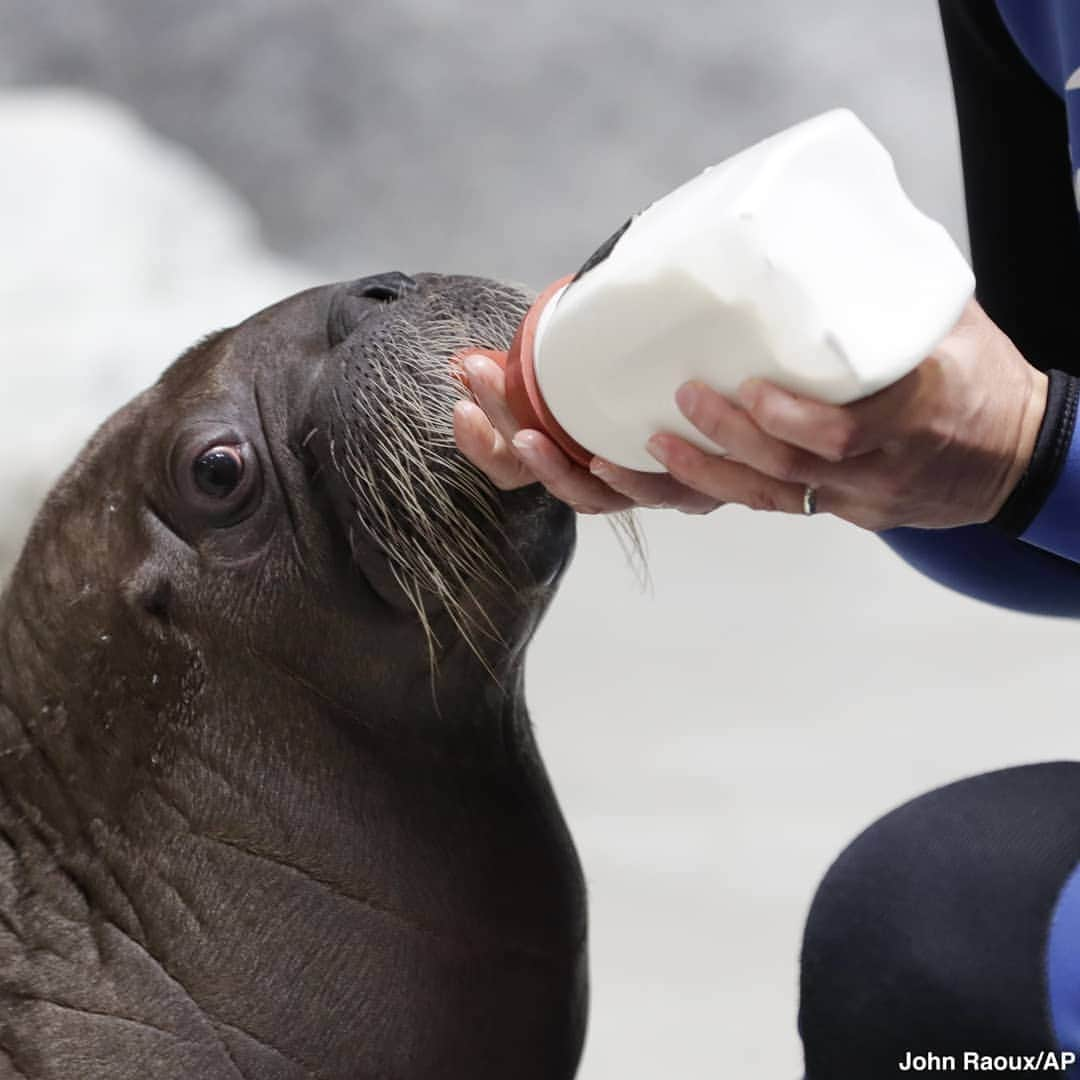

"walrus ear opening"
[140,578,173,623]
[122,553,176,632]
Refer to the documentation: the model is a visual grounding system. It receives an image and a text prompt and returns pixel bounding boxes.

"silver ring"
[802,486,817,516]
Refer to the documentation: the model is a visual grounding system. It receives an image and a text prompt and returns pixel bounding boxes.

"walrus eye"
[170,432,262,531]
[193,446,245,499]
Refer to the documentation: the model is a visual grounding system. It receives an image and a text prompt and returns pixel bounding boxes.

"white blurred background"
[3,2,1079,1076]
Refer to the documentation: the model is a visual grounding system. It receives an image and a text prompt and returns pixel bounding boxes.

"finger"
[460,352,632,513]
[513,431,635,514]
[646,433,807,513]
[735,378,898,462]
[462,354,523,445]
[675,381,827,485]
[589,458,722,514]
[452,399,535,491]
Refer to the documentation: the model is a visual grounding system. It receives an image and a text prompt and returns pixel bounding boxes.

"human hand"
[454,300,1047,529]
[637,299,1048,530]
[452,353,722,515]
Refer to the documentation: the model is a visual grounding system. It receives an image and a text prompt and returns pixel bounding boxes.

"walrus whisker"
[336,434,506,670]
[328,291,648,679]
[608,511,651,593]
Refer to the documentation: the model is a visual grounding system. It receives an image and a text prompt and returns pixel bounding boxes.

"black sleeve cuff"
[991,369,1080,536]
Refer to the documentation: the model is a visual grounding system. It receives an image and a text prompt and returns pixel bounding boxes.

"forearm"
[875,7,1080,611]
[998,369,1080,560]
[881,522,1080,617]
[939,0,1080,377]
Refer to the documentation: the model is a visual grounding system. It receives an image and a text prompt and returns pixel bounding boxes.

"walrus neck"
[0,575,558,932]
[0,603,587,1080]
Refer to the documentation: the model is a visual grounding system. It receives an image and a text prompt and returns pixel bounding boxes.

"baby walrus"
[0,272,585,1079]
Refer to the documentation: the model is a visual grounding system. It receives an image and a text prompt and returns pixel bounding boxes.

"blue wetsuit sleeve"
[881,371,1080,616]
[1021,408,1080,561]
[880,522,1080,617]
[896,8,1080,617]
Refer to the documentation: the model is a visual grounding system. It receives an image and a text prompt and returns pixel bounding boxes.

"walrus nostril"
[349,271,418,303]
[327,272,419,346]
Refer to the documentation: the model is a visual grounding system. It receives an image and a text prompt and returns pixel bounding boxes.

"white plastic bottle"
[493,108,974,473]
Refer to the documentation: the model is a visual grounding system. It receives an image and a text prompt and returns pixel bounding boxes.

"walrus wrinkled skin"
[0,273,585,1079]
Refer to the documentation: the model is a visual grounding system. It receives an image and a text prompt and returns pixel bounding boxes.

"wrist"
[991,369,1079,535]
[991,367,1048,518]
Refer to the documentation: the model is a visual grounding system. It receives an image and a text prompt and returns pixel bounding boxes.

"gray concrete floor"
[5,3,1073,1076]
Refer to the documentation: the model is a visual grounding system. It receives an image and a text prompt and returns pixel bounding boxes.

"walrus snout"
[305,270,571,654]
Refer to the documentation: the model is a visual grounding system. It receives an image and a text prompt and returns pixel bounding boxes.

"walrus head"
[0,273,588,1080]
[47,272,575,714]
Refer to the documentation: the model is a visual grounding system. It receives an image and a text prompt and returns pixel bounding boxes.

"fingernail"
[675,381,700,415]
[590,457,614,479]
[646,435,670,464]
[463,354,487,378]
[512,431,539,457]
[457,398,486,423]
[736,379,763,409]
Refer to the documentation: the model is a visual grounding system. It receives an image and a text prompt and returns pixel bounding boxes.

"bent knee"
[800,763,1080,1077]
